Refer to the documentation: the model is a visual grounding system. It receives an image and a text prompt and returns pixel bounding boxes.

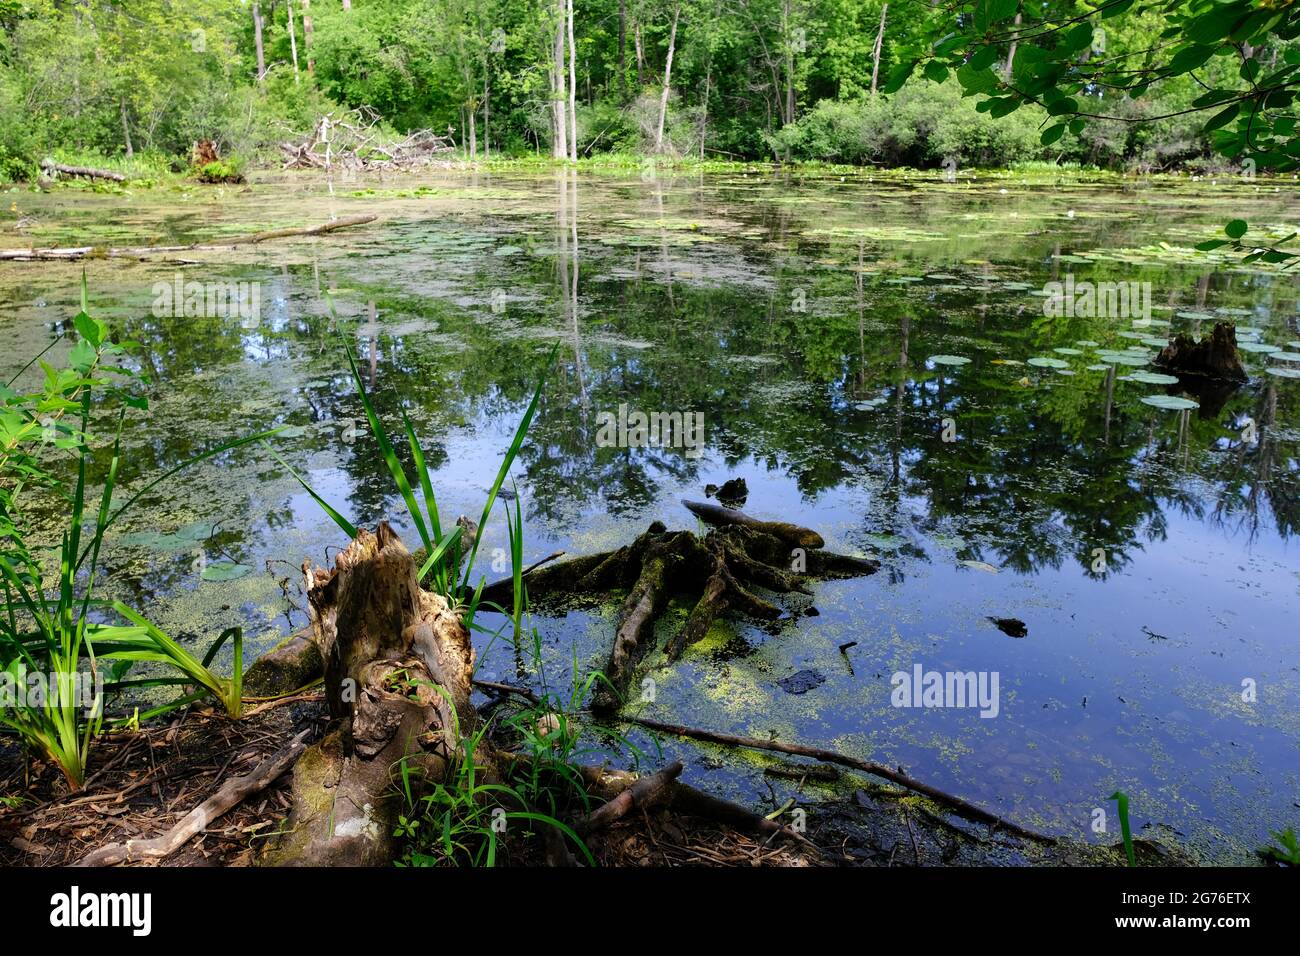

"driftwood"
[40,158,126,183]
[73,730,309,866]
[1155,321,1247,381]
[261,524,482,866]
[622,715,1053,843]
[0,215,377,262]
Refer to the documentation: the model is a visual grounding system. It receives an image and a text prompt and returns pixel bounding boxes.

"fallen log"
[683,499,825,550]
[621,715,1054,843]
[73,730,309,866]
[0,214,378,262]
[40,158,126,183]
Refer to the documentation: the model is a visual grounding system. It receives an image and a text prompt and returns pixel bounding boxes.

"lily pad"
[1027,356,1070,369]
[1265,366,1300,378]
[1122,371,1180,385]
[1140,395,1199,411]
[201,561,252,582]
[928,354,971,366]
[1239,342,1281,354]
[959,560,999,573]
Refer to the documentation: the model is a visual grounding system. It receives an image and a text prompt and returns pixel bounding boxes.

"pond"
[2,166,1297,863]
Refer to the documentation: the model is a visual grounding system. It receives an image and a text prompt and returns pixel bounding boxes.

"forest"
[1,0,1297,178]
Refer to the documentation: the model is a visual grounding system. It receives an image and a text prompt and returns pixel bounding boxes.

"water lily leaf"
[928,354,971,366]
[1140,395,1199,411]
[1122,371,1180,385]
[1239,342,1280,354]
[201,561,252,582]
[959,560,999,573]
[1027,356,1070,368]
[1265,366,1300,378]
[1270,352,1300,363]
[1053,347,1084,356]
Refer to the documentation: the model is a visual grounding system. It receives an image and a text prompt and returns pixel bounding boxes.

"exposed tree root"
[479,503,877,714]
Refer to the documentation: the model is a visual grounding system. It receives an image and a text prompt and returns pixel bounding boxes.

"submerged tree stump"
[261,523,484,866]
[1155,321,1247,381]
[478,502,879,714]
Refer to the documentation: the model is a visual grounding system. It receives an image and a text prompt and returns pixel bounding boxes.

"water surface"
[2,167,1297,862]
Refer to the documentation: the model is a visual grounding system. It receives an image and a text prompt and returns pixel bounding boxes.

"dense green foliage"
[0,1,1296,175]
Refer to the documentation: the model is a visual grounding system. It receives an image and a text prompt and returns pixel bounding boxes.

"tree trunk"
[1004,9,1021,79]
[654,3,681,154]
[552,2,569,160]
[287,0,301,82]
[634,21,644,88]
[619,0,627,101]
[261,525,482,866]
[467,98,477,161]
[119,97,133,157]
[483,70,491,160]
[302,0,314,73]
[567,0,578,161]
[782,0,794,125]
[870,4,888,95]
[252,2,266,83]
[699,64,711,160]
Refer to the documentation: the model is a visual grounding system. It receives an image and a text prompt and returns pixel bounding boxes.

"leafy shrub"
[772,80,1048,168]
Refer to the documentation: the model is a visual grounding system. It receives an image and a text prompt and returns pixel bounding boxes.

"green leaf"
[1224,219,1248,239]
[922,60,949,83]
[72,311,104,348]
[1203,101,1242,132]
[968,45,999,72]
[68,339,96,372]
[1041,124,1067,146]
[881,59,917,95]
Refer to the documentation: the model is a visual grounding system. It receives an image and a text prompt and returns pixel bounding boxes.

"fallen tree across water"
[0,214,378,262]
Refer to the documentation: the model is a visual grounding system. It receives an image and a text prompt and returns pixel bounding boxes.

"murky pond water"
[3,167,1298,862]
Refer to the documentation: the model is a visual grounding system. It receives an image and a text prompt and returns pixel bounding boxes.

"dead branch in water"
[620,715,1054,844]
[0,214,378,262]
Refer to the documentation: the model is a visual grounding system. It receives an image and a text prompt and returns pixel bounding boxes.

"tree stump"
[261,523,483,866]
[1154,321,1247,381]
